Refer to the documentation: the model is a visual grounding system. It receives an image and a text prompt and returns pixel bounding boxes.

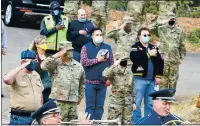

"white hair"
[78,8,86,15]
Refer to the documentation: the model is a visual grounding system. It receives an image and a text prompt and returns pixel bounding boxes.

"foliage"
[186,28,200,44]
[108,1,128,11]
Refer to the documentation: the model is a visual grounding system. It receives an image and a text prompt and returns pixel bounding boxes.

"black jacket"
[130,42,164,78]
[68,20,94,53]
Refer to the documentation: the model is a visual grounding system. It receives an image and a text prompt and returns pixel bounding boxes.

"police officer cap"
[21,50,36,59]
[59,41,74,50]
[123,16,132,24]
[50,1,60,10]
[149,88,176,102]
[31,99,60,122]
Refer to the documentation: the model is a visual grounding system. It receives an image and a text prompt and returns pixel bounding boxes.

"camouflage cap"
[123,16,132,24]
[166,13,176,20]
[58,41,74,50]
[115,53,129,60]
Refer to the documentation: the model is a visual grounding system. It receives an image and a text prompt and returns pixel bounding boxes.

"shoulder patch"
[131,48,137,51]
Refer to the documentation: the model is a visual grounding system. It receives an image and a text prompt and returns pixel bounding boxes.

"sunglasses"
[143,34,151,37]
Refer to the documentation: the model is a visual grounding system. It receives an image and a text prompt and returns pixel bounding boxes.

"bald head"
[77,9,87,22]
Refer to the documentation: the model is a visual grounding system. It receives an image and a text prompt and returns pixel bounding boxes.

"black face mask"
[124,24,132,33]
[168,20,175,26]
[120,60,127,67]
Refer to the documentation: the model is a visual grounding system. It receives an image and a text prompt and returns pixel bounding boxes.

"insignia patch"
[136,66,144,71]
[138,47,143,51]
[131,48,137,51]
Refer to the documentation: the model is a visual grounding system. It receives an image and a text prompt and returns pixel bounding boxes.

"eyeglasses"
[143,34,151,37]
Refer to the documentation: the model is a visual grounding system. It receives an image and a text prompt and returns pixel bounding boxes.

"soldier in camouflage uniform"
[106,16,137,69]
[40,41,85,122]
[156,13,186,90]
[127,1,146,33]
[91,0,108,32]
[149,1,178,30]
[102,56,134,124]
[63,0,79,21]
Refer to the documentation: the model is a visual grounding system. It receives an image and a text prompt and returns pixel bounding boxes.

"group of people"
[3,0,187,125]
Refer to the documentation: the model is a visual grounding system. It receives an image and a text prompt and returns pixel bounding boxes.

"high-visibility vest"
[44,15,68,50]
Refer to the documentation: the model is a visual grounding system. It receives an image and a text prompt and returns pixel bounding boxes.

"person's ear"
[42,118,46,124]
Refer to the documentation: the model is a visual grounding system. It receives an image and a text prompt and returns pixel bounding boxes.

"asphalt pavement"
[1,22,200,124]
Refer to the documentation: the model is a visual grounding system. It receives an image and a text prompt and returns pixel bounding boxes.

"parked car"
[1,0,64,26]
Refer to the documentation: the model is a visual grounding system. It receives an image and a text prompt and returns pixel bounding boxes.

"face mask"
[120,60,127,67]
[124,24,132,33]
[79,18,87,22]
[168,20,175,26]
[142,36,150,43]
[25,61,37,71]
[53,10,59,16]
[94,36,103,44]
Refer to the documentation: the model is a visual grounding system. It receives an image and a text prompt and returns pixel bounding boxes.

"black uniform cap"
[31,99,60,123]
[149,88,176,102]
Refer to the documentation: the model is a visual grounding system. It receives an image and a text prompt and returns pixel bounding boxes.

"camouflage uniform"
[40,41,85,122]
[158,1,177,16]
[127,1,145,33]
[63,0,79,21]
[157,22,186,90]
[102,59,134,124]
[91,0,108,32]
[106,16,137,69]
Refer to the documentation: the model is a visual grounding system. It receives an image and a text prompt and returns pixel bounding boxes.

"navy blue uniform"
[136,109,183,125]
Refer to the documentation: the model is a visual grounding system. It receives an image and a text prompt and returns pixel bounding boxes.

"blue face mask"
[53,10,59,16]
[94,36,103,44]
[25,61,37,71]
[79,18,87,22]
[142,36,150,43]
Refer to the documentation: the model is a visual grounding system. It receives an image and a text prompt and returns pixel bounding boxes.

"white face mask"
[94,36,103,44]
[54,10,59,16]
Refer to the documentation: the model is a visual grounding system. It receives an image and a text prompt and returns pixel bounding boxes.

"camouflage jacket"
[106,28,137,60]
[158,24,186,63]
[92,0,108,18]
[63,0,79,15]
[102,65,134,97]
[41,56,85,102]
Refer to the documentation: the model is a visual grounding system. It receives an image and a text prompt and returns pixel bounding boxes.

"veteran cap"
[58,41,74,50]
[21,50,36,59]
[149,88,176,102]
[31,99,60,124]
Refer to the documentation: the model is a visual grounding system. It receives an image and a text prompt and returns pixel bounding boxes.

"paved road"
[1,23,200,124]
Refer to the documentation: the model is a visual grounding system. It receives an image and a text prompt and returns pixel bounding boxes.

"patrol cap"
[165,12,176,20]
[115,53,129,60]
[50,1,60,10]
[21,50,36,59]
[149,88,176,102]
[31,99,60,122]
[120,55,129,61]
[58,41,74,50]
[123,16,132,24]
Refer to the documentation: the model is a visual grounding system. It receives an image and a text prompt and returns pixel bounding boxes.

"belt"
[10,108,32,117]
[112,91,132,96]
